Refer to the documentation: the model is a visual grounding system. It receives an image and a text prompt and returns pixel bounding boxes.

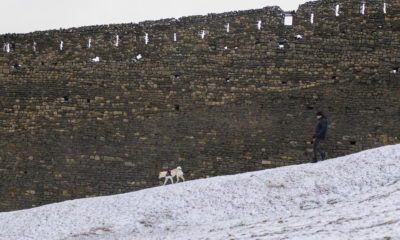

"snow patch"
[115,35,119,47]
[144,33,149,45]
[90,56,100,62]
[199,30,205,39]
[335,4,340,17]
[383,2,387,14]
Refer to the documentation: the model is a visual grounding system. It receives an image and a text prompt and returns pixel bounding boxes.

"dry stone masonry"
[0,0,399,211]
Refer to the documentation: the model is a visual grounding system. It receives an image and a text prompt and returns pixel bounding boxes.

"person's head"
[316,111,323,119]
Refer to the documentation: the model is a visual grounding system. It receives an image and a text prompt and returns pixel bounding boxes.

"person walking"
[311,111,328,163]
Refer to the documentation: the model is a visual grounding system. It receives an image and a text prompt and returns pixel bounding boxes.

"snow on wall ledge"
[0,0,399,212]
[0,144,399,240]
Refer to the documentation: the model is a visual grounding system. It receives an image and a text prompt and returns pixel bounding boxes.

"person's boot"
[321,152,326,160]
[310,158,318,163]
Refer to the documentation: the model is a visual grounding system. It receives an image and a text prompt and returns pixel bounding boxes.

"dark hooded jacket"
[314,116,328,140]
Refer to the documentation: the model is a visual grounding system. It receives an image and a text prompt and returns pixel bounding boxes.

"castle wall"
[0,0,399,211]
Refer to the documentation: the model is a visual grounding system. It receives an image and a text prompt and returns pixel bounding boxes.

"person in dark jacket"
[311,111,328,163]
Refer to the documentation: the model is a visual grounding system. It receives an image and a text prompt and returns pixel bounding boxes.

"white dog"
[158,166,185,185]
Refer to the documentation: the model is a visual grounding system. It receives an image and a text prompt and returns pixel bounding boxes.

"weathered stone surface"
[0,0,399,211]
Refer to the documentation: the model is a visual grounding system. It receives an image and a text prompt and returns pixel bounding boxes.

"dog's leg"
[165,176,173,185]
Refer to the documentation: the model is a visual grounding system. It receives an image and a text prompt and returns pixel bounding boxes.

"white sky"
[0,0,313,34]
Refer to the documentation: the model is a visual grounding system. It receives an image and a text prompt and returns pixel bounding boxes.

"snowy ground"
[1,145,400,240]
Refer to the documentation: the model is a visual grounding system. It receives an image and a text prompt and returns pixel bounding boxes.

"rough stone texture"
[0,0,399,211]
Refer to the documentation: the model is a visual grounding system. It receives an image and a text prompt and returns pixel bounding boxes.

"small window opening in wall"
[257,20,262,30]
[332,75,337,79]
[284,14,293,26]
[225,77,230,83]
[24,171,28,174]
[62,96,69,103]
[59,41,63,51]
[199,30,205,39]
[282,80,287,85]
[383,2,387,14]
[145,33,149,45]
[115,35,119,47]
[310,13,314,24]
[307,106,314,110]
[88,38,92,48]
[350,141,356,145]
[225,23,230,33]
[173,33,177,42]
[174,74,180,79]
[41,62,45,66]
[360,3,365,15]
[4,43,10,53]
[33,41,37,52]
[87,99,91,103]
[335,4,340,17]
[174,104,180,111]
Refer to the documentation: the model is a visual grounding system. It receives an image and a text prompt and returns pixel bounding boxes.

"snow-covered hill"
[1,145,400,240]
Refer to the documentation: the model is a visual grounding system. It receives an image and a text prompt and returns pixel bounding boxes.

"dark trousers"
[313,138,325,161]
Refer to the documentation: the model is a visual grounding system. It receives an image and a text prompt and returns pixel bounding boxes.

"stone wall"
[0,0,399,211]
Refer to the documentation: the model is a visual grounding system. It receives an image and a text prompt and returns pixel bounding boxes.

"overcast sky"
[0,0,314,34]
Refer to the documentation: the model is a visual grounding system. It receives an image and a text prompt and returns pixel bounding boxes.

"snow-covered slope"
[1,145,400,240]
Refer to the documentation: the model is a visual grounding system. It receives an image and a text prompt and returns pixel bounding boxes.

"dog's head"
[158,172,164,179]
[177,166,182,170]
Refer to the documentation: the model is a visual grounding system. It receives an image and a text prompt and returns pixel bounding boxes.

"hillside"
[0,145,399,240]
